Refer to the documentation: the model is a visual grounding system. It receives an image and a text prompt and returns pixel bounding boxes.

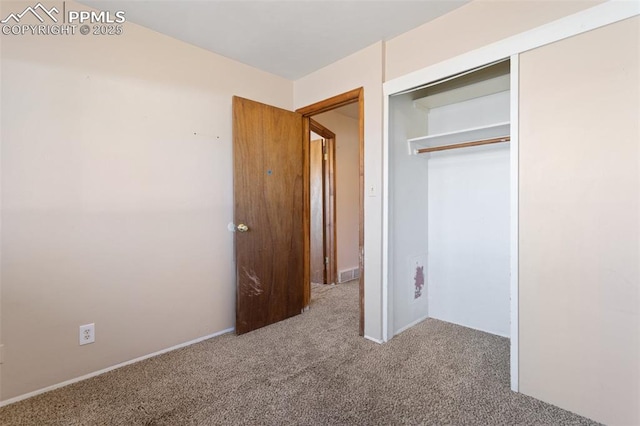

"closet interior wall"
[388,94,431,334]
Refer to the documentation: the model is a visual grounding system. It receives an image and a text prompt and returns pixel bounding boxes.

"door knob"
[237,223,249,232]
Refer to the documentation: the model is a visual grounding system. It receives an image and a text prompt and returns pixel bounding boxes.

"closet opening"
[386,59,512,348]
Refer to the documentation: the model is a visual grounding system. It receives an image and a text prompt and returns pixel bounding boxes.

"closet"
[388,60,511,338]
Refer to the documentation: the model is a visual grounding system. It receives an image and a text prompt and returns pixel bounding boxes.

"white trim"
[429,316,510,339]
[509,54,520,393]
[381,92,390,343]
[364,335,384,344]
[383,0,640,96]
[393,314,431,336]
[0,328,235,408]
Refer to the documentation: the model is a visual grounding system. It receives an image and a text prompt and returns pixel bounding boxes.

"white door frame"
[381,0,639,393]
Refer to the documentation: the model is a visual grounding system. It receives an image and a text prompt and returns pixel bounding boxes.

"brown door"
[233,96,305,335]
[309,139,325,284]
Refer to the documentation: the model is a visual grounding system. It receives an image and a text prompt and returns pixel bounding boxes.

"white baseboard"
[364,335,384,344]
[391,314,509,339]
[0,327,235,408]
[394,314,431,336]
[429,315,510,338]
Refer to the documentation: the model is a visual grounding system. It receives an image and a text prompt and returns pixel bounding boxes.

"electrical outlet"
[79,323,95,345]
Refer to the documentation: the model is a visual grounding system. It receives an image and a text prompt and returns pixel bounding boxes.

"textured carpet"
[0,280,598,425]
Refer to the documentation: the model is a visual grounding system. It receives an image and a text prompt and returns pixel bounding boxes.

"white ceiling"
[81,1,469,80]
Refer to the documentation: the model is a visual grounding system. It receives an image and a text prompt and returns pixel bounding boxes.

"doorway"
[383,57,519,388]
[297,88,365,335]
[232,89,365,336]
[309,119,337,285]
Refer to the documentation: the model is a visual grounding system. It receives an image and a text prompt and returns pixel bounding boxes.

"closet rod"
[416,136,510,154]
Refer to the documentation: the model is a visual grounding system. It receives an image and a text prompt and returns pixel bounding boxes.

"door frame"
[297,87,365,336]
[309,119,337,285]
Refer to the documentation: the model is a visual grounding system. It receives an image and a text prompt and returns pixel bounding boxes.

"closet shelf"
[408,122,510,155]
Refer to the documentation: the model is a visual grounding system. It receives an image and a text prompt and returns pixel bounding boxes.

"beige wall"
[519,17,639,425]
[1,1,637,422]
[385,0,603,81]
[0,1,292,400]
[313,110,360,274]
[294,42,384,340]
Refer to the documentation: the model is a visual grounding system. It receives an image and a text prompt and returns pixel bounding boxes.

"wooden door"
[309,120,337,285]
[233,96,305,335]
[309,139,325,284]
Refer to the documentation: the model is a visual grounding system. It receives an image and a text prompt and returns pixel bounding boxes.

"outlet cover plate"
[79,323,95,345]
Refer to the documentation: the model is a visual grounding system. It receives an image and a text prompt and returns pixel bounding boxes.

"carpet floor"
[0,280,598,425]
